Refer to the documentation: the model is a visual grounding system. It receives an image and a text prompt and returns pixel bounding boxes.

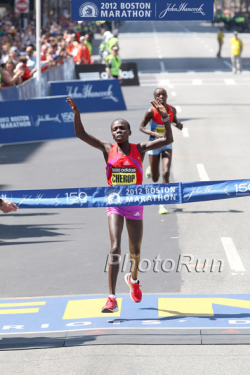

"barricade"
[0,58,75,102]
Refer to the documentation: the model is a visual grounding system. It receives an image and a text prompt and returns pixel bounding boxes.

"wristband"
[161,115,169,123]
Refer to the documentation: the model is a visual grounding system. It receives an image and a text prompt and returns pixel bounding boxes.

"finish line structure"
[1,294,250,349]
[0,179,250,209]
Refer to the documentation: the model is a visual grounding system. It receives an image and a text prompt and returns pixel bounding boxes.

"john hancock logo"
[79,2,99,17]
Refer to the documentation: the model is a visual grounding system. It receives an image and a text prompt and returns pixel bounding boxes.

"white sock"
[109,294,116,299]
[131,277,138,284]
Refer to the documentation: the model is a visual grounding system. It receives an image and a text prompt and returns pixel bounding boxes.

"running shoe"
[125,273,142,303]
[145,165,151,179]
[101,297,119,313]
[159,205,169,214]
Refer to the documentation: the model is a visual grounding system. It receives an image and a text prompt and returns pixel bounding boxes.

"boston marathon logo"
[79,2,99,17]
[111,167,137,185]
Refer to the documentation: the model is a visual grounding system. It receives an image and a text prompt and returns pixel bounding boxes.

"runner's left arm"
[138,99,174,154]
[171,106,183,131]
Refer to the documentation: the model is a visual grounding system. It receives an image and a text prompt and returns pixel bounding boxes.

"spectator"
[230,31,243,74]
[26,45,36,71]
[0,198,18,214]
[73,37,90,64]
[0,63,23,87]
[83,34,92,56]
[108,29,119,53]
[2,59,22,87]
[15,56,32,82]
[217,28,224,58]
[1,44,10,63]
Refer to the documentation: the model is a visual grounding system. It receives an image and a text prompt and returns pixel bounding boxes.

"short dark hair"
[154,87,167,97]
[111,118,131,131]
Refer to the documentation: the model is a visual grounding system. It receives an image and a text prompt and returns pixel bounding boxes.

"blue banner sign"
[0,96,76,145]
[71,0,214,21]
[1,180,250,209]
[49,80,127,112]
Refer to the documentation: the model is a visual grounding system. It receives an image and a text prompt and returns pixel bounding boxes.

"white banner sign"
[15,0,30,14]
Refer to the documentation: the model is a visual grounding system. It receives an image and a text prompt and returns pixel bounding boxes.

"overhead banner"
[75,63,139,86]
[1,179,250,209]
[49,79,127,112]
[71,0,214,21]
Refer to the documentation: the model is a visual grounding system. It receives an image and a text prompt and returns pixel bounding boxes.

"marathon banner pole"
[0,179,249,209]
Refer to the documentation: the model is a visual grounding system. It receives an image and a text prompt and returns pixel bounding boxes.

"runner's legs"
[149,154,160,182]
[162,149,172,183]
[108,213,124,295]
[126,218,143,281]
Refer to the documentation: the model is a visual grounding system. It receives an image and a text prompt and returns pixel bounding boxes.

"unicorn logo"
[79,2,99,18]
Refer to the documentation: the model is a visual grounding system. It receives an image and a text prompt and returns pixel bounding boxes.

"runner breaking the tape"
[66,97,173,313]
[140,88,183,215]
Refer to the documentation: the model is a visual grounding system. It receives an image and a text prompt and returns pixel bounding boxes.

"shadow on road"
[0,142,45,165]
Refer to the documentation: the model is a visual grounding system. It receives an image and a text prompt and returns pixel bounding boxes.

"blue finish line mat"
[1,294,250,348]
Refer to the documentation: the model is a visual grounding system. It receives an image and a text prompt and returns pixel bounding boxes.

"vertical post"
[36,0,41,97]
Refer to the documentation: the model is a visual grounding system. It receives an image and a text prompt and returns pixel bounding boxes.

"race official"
[105,45,122,82]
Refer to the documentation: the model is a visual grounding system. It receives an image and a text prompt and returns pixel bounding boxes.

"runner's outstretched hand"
[150,99,168,119]
[66,97,80,114]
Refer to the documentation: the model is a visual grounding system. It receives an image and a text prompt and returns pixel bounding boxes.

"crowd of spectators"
[0,15,103,89]
[213,8,250,33]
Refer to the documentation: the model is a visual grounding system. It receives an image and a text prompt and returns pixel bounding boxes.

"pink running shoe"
[101,297,119,313]
[125,273,142,303]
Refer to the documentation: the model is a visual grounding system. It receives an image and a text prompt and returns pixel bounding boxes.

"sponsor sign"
[15,0,29,13]
[71,0,213,21]
[75,63,139,86]
[0,97,76,145]
[49,79,127,112]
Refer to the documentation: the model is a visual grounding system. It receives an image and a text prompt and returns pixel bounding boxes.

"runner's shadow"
[109,310,250,323]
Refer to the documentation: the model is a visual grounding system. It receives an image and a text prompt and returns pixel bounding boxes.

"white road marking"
[196,164,210,181]
[224,79,236,85]
[171,91,176,97]
[221,237,245,273]
[160,61,165,71]
[182,128,189,138]
[192,79,203,85]
[175,105,182,113]
[158,79,170,86]
[224,61,232,69]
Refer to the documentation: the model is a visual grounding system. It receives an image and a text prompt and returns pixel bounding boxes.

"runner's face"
[111,120,131,143]
[154,89,167,104]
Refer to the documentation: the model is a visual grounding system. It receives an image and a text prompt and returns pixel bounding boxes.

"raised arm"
[138,99,174,154]
[139,108,163,139]
[66,97,112,156]
[171,106,183,131]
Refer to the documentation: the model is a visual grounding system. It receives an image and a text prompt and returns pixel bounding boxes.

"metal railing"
[0,58,75,102]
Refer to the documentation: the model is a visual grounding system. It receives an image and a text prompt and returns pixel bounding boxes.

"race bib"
[111,167,137,185]
[155,125,165,134]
